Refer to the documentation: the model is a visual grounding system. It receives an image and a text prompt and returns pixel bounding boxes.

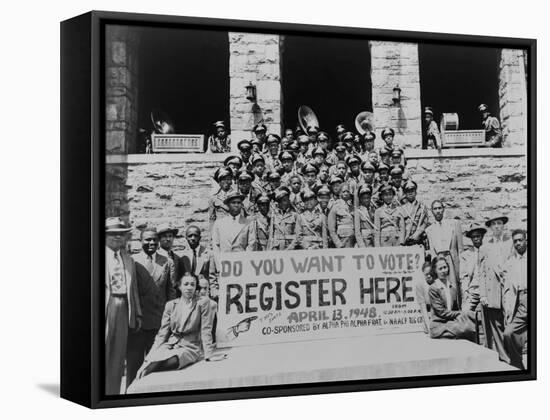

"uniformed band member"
[207,121,231,153]
[478,104,503,148]
[374,183,405,247]
[268,187,301,250]
[299,189,328,249]
[328,182,355,248]
[400,180,429,246]
[355,184,376,248]
[208,167,233,229]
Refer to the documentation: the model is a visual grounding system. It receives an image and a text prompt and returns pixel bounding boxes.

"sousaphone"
[298,105,320,134]
[151,108,175,134]
[355,111,374,135]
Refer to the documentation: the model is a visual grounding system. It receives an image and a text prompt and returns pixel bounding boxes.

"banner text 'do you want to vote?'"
[216,246,426,347]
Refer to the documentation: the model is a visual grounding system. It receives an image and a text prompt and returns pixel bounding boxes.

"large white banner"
[216,246,425,347]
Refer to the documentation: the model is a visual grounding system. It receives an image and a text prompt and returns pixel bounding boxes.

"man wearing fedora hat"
[104,217,141,394]
[461,223,508,362]
[156,223,179,280]
[207,120,231,153]
[485,214,513,265]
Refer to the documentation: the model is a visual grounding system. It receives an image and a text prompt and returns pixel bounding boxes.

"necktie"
[146,255,154,275]
[191,248,197,274]
[111,251,127,294]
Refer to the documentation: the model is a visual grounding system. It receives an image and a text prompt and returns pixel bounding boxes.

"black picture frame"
[61,10,537,409]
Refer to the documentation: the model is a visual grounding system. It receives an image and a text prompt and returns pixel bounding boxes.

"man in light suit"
[126,228,177,386]
[179,225,210,281]
[425,200,463,305]
[105,217,141,395]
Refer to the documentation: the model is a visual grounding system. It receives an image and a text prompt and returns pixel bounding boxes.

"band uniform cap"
[381,127,395,138]
[224,155,243,169]
[317,132,330,142]
[301,188,317,201]
[213,120,226,129]
[377,162,390,172]
[105,217,132,233]
[378,182,395,195]
[424,107,434,116]
[342,132,355,143]
[358,184,373,197]
[214,167,233,183]
[403,180,417,191]
[329,175,344,185]
[298,135,310,145]
[478,104,489,112]
[251,138,263,147]
[390,166,404,176]
[301,163,319,175]
[274,186,291,201]
[289,141,300,151]
[250,153,265,166]
[485,215,509,227]
[237,170,255,182]
[307,125,319,134]
[157,223,179,236]
[363,131,376,141]
[266,134,281,144]
[392,148,404,157]
[267,171,281,181]
[279,151,294,162]
[237,139,252,151]
[335,143,347,153]
[465,223,487,238]
[255,193,271,204]
[312,146,327,157]
[346,155,361,167]
[253,122,267,132]
[317,185,331,196]
[335,124,347,133]
[361,161,376,172]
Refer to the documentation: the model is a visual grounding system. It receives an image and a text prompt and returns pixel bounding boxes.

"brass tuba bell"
[298,105,320,135]
[354,111,374,135]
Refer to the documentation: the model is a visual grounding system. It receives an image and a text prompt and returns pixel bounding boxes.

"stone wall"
[499,49,528,149]
[406,155,527,233]
[229,32,282,150]
[114,152,527,254]
[369,41,423,149]
[105,26,140,219]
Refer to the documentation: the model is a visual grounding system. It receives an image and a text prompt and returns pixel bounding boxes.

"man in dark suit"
[179,225,210,281]
[126,228,177,386]
[157,223,179,283]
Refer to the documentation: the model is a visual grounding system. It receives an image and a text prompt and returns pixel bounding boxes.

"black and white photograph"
[101,17,533,399]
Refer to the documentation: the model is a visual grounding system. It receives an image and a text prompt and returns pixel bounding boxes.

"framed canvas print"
[60,10,536,408]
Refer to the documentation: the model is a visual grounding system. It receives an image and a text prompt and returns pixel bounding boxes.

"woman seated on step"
[136,273,225,379]
[428,256,476,342]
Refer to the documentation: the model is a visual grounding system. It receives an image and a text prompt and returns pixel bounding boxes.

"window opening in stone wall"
[282,35,372,145]
[136,26,230,153]
[418,43,500,150]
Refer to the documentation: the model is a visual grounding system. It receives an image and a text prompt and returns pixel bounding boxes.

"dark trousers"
[481,306,508,363]
[504,291,528,369]
[126,329,157,387]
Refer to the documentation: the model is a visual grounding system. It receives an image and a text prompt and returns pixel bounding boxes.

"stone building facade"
[104,26,529,252]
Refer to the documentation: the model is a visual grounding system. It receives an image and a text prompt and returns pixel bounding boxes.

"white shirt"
[427,220,454,253]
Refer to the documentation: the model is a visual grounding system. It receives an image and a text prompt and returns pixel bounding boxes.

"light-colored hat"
[157,223,179,236]
[465,223,487,238]
[105,217,132,233]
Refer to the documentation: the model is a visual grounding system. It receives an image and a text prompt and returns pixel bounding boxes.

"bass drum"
[440,112,459,132]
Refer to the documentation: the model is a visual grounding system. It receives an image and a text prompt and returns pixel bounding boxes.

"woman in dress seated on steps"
[428,256,476,342]
[136,273,225,380]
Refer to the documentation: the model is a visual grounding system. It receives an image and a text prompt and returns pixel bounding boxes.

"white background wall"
[0,0,546,417]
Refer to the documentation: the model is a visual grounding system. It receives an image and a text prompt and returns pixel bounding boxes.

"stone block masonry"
[229,33,282,150]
